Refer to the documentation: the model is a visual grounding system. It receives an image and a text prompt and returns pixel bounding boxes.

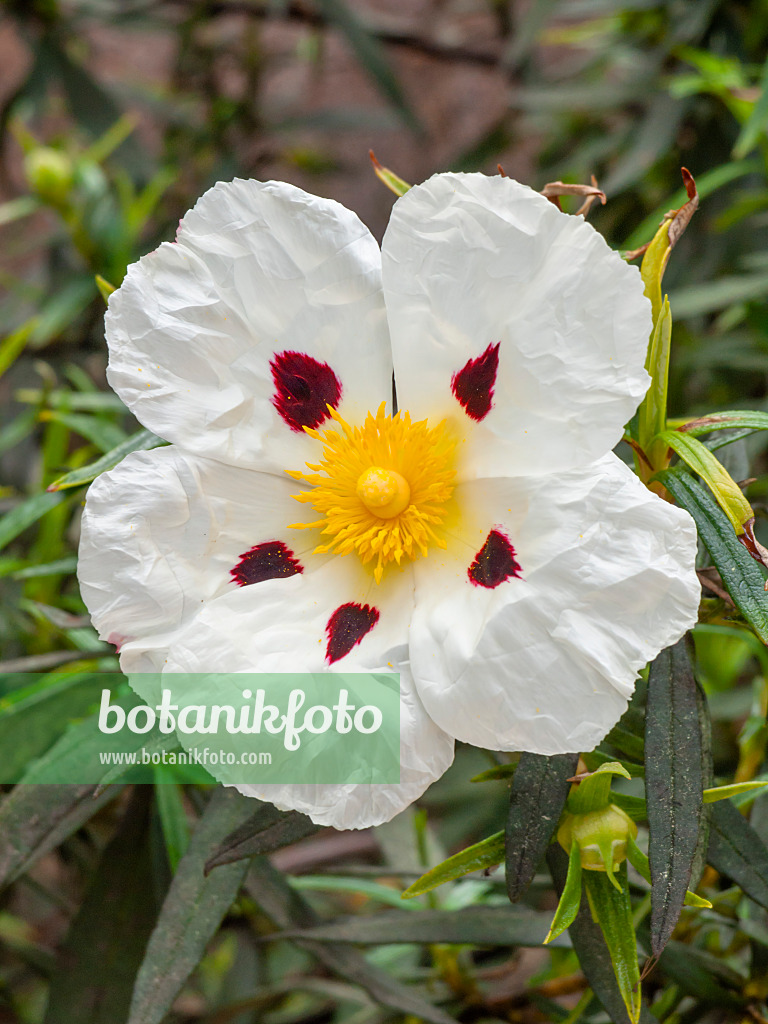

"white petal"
[106,179,391,472]
[382,172,652,478]
[160,562,455,830]
[409,455,700,753]
[77,444,319,652]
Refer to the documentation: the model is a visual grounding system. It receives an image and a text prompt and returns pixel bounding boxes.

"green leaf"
[0,319,37,380]
[547,847,654,1024]
[645,639,703,957]
[0,671,109,782]
[0,490,65,551]
[544,840,583,944]
[638,296,672,450]
[584,869,641,1024]
[275,904,568,947]
[657,430,753,533]
[48,428,166,491]
[369,151,411,196]
[315,0,422,134]
[127,789,253,1024]
[657,941,747,1010]
[39,409,127,453]
[675,409,768,437]
[245,858,457,1024]
[707,799,768,912]
[204,803,320,873]
[153,768,190,872]
[43,789,159,1024]
[505,752,579,902]
[95,274,116,303]
[668,272,768,318]
[733,53,768,157]
[658,468,768,642]
[470,762,518,782]
[626,836,711,908]
[402,831,505,899]
[704,780,768,802]
[0,784,123,894]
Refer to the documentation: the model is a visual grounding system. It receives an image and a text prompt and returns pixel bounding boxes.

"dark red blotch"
[231,541,303,586]
[451,342,500,421]
[326,602,379,664]
[271,350,342,432]
[468,529,522,589]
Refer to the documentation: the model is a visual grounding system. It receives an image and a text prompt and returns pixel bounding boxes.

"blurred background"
[2,2,768,1022]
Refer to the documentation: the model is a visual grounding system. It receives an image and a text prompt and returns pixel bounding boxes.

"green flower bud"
[557,804,638,891]
[24,147,74,205]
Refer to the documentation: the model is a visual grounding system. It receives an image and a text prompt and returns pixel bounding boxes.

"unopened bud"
[558,805,638,887]
[24,147,74,205]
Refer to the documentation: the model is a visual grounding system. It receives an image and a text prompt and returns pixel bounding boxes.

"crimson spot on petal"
[468,529,522,589]
[451,342,500,421]
[271,350,342,432]
[326,603,379,664]
[231,541,303,587]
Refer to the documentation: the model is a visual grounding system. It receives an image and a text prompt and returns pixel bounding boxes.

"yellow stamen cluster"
[288,404,456,583]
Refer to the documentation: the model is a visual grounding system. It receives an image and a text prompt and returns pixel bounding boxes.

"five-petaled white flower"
[78,172,701,830]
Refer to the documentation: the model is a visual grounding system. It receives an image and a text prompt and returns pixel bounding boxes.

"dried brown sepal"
[738,519,768,582]
[575,175,606,217]
[624,436,654,471]
[540,179,606,217]
[623,242,651,262]
[663,167,699,250]
[497,163,507,178]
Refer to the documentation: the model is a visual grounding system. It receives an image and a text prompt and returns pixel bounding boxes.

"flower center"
[288,403,456,583]
[356,466,410,518]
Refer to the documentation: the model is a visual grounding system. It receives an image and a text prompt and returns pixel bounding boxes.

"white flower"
[78,172,701,830]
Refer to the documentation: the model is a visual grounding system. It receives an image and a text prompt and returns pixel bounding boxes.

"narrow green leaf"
[95,275,116,303]
[153,768,190,872]
[127,789,253,1024]
[658,430,753,533]
[0,784,123,893]
[47,428,165,491]
[402,831,505,899]
[276,904,567,947]
[0,319,37,379]
[657,941,747,1010]
[545,840,583,944]
[315,0,422,133]
[547,847,655,1024]
[506,752,579,902]
[584,869,641,1024]
[0,490,65,550]
[43,789,158,1024]
[0,672,109,783]
[626,835,711,908]
[470,762,518,782]
[703,780,768,803]
[39,410,126,453]
[246,858,458,1024]
[610,793,648,821]
[0,195,39,227]
[733,53,768,157]
[676,409,768,437]
[645,639,703,957]
[707,799,768,912]
[658,468,768,642]
[204,803,319,873]
[11,555,78,579]
[638,297,672,450]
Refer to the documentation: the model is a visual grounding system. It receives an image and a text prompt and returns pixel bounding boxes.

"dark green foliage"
[645,640,704,956]
[505,752,579,901]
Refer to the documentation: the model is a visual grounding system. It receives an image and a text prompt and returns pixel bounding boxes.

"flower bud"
[24,147,74,206]
[558,804,638,886]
